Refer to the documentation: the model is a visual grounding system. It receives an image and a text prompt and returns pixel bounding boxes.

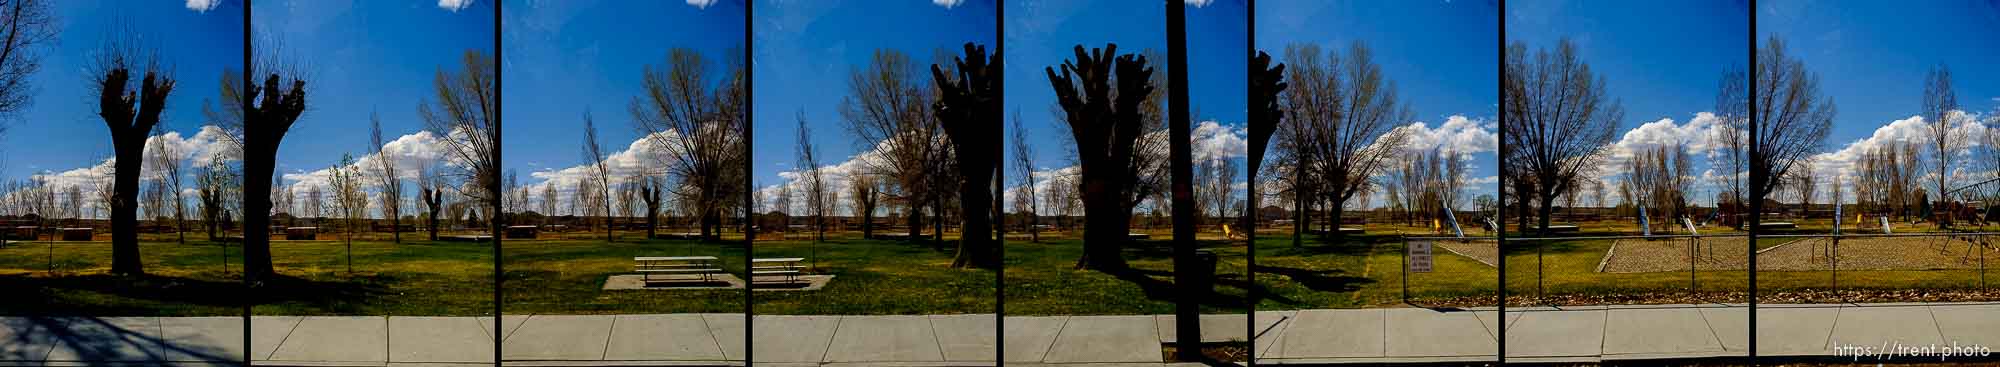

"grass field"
[6,220,1993,317]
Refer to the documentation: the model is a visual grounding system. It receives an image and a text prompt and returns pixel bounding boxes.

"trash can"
[1189,249,1217,295]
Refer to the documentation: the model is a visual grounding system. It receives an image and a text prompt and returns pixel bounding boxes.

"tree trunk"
[907,205,923,242]
[645,202,659,240]
[861,204,875,240]
[932,198,946,251]
[952,161,998,268]
[1076,176,1129,271]
[110,140,145,275]
[1292,189,1306,247]
[244,155,275,280]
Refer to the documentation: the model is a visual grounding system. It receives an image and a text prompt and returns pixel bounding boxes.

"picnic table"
[751,257,805,284]
[635,256,722,282]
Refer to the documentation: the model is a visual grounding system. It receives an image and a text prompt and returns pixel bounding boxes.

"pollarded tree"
[930,43,1001,269]
[631,48,745,242]
[639,175,663,239]
[1503,38,1622,235]
[93,39,176,276]
[417,163,444,240]
[370,113,405,243]
[1248,51,1286,245]
[229,42,311,281]
[1751,37,1833,224]
[1044,44,1156,270]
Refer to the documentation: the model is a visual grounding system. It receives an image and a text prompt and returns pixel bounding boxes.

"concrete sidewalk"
[6,302,1995,366]
[1255,302,2000,364]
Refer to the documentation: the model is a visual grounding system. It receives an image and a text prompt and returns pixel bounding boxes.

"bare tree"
[1282,41,1413,239]
[850,173,879,239]
[1751,36,1833,223]
[92,36,175,275]
[419,51,500,247]
[632,48,744,242]
[842,49,947,243]
[328,154,364,273]
[796,111,828,243]
[1011,113,1040,242]
[1714,69,1749,227]
[149,134,188,244]
[1922,64,1960,226]
[0,0,57,134]
[581,112,612,241]
[1790,158,1817,216]
[1502,38,1621,235]
[930,43,1001,268]
[196,153,231,241]
[370,113,405,243]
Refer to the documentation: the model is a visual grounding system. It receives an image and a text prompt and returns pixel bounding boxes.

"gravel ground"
[1433,240,1497,267]
[1759,237,1998,271]
[1601,238,1752,273]
[1604,237,2000,272]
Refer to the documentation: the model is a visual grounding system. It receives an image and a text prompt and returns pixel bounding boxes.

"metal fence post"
[1401,239,1409,303]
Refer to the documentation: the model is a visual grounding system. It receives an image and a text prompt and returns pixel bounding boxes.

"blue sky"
[260,0,494,202]
[1259,0,1499,209]
[503,0,744,201]
[1004,0,1248,213]
[1761,0,2000,200]
[1508,0,1748,206]
[754,0,995,212]
[5,1,241,199]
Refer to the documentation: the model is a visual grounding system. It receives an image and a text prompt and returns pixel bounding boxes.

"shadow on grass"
[248,273,393,311]
[2,316,236,362]
[1249,265,1375,295]
[1094,266,1259,310]
[0,274,243,316]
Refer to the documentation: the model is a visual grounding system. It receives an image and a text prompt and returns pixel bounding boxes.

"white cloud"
[1388,114,1497,155]
[1811,110,1986,188]
[186,0,220,12]
[687,0,719,9]
[933,0,964,8]
[3,126,240,219]
[439,0,474,12]
[1609,112,1728,163]
[1185,0,1214,7]
[1192,120,1247,163]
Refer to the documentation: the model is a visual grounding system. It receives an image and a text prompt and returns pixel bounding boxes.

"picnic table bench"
[751,257,805,284]
[635,256,722,282]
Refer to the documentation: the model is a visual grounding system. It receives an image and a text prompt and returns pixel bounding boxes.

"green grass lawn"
[1004,231,1251,316]
[753,237,993,315]
[503,238,743,315]
[7,224,1990,318]
[0,239,242,316]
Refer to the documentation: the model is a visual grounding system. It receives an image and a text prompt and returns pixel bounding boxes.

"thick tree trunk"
[244,155,275,280]
[110,143,145,275]
[644,203,658,240]
[907,206,923,241]
[1076,177,1129,271]
[952,165,997,269]
[861,206,875,240]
